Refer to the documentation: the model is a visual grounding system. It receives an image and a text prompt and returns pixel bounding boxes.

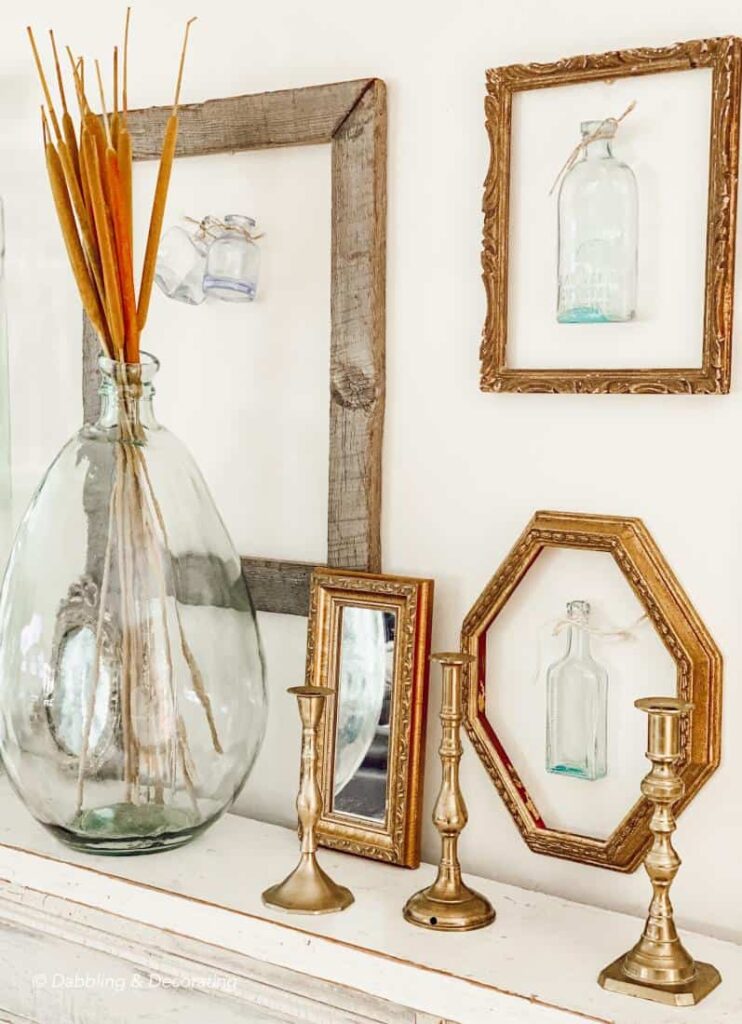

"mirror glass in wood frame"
[307,568,433,867]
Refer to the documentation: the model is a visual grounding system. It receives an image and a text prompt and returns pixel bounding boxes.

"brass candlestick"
[599,697,720,1007]
[404,652,495,932]
[262,686,353,915]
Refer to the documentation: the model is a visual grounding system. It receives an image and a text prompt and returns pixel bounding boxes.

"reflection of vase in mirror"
[546,600,608,781]
[332,607,395,822]
[557,119,638,324]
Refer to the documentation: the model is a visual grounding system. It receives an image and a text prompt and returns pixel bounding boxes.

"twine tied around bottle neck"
[530,610,649,687]
[548,101,637,196]
[185,215,264,243]
[552,611,647,642]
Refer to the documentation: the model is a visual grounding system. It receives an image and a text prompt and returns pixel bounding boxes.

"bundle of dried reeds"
[29,10,196,361]
[29,13,219,822]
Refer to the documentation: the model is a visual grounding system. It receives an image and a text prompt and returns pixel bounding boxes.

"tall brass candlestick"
[263,686,353,915]
[599,697,720,1006]
[404,652,495,932]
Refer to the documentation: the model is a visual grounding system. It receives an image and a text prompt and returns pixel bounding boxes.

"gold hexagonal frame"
[461,510,722,872]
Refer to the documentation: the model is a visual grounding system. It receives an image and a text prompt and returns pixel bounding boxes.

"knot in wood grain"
[331,366,377,409]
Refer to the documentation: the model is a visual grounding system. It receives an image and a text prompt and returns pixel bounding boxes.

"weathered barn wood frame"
[83,78,387,615]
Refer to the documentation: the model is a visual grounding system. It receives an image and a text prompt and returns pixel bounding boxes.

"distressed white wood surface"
[0,884,442,1023]
[0,780,738,1023]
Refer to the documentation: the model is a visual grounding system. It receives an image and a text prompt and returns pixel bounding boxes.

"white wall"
[1,0,741,942]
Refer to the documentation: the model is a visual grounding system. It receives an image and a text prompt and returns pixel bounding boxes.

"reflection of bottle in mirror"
[546,600,608,781]
[557,119,638,324]
[203,215,260,302]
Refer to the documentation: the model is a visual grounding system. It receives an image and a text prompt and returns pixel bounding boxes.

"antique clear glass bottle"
[546,600,608,781]
[557,119,638,324]
[0,353,267,853]
[155,223,209,305]
[203,215,260,302]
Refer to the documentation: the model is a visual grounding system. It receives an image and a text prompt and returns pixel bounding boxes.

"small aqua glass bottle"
[546,600,608,781]
[557,119,638,324]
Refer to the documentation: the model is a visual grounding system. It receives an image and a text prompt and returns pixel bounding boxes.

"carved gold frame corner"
[306,568,434,868]
[460,510,722,872]
[481,37,742,394]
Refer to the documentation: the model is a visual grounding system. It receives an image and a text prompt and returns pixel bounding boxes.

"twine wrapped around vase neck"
[549,101,637,196]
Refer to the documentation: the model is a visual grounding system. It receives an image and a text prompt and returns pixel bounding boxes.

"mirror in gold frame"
[307,568,434,867]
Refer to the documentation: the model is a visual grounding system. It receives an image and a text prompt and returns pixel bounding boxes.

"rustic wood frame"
[82,79,387,614]
[460,510,722,872]
[307,568,434,868]
[480,36,742,394]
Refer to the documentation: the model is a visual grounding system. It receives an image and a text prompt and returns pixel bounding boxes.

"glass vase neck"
[96,351,159,436]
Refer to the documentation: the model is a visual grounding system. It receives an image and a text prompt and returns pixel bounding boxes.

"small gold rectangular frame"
[307,568,434,868]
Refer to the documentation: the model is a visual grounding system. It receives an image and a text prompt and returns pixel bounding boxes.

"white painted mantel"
[0,780,739,1024]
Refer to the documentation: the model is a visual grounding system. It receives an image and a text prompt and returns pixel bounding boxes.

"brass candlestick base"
[404,653,495,932]
[403,878,496,933]
[262,686,353,915]
[598,697,720,1007]
[599,957,721,1008]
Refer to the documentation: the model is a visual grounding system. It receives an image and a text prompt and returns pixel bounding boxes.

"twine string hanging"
[549,101,637,196]
[185,215,264,243]
[530,610,649,687]
[552,611,647,642]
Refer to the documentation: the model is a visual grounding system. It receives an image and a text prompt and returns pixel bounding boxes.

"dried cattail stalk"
[136,116,177,332]
[82,130,124,357]
[123,7,131,117]
[44,116,110,352]
[66,49,87,118]
[50,31,82,190]
[107,150,139,361]
[94,59,113,148]
[111,46,120,147]
[137,17,196,331]
[27,28,62,141]
[117,128,133,253]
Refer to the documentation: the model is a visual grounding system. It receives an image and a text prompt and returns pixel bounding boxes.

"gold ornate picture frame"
[306,568,434,868]
[481,37,741,394]
[460,510,722,872]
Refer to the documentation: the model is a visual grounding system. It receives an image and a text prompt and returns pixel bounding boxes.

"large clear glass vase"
[0,353,266,853]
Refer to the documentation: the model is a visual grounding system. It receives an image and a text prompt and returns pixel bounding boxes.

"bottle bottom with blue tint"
[203,275,257,302]
[547,760,607,782]
[557,306,635,324]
